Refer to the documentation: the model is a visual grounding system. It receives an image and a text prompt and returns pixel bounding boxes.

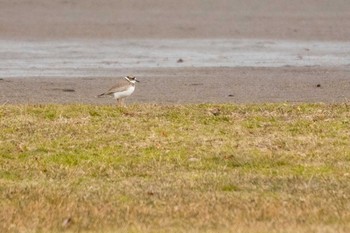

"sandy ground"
[0,0,350,104]
[1,67,349,104]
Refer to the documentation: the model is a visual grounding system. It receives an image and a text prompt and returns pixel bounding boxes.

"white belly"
[113,86,135,99]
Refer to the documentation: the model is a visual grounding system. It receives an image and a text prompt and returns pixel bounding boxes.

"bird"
[98,76,139,105]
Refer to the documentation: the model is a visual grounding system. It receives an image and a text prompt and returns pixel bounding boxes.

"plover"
[98,76,139,105]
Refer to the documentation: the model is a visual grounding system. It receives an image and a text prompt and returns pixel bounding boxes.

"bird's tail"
[97,93,106,98]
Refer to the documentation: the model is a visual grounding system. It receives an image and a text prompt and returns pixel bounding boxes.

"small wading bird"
[98,76,139,106]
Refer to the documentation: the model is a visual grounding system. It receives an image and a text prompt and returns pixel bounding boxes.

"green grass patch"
[0,103,349,233]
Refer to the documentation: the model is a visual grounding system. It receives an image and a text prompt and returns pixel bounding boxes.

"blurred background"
[1,0,349,41]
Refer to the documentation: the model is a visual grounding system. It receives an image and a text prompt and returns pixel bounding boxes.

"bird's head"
[125,76,140,84]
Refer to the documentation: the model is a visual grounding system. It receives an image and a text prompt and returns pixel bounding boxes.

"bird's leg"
[121,98,126,107]
[116,98,122,106]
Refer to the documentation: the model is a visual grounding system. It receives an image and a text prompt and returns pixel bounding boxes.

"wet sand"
[1,0,350,104]
[1,39,350,78]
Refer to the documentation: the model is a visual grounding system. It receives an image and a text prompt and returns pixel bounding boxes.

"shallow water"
[0,39,349,78]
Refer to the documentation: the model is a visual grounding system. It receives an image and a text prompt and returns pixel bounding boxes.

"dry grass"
[0,103,349,233]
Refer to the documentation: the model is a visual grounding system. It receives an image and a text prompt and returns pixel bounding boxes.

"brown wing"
[99,79,130,97]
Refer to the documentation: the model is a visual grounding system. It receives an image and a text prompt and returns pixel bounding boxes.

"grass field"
[0,104,349,233]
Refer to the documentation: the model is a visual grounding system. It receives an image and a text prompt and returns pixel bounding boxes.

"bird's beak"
[136,80,140,83]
